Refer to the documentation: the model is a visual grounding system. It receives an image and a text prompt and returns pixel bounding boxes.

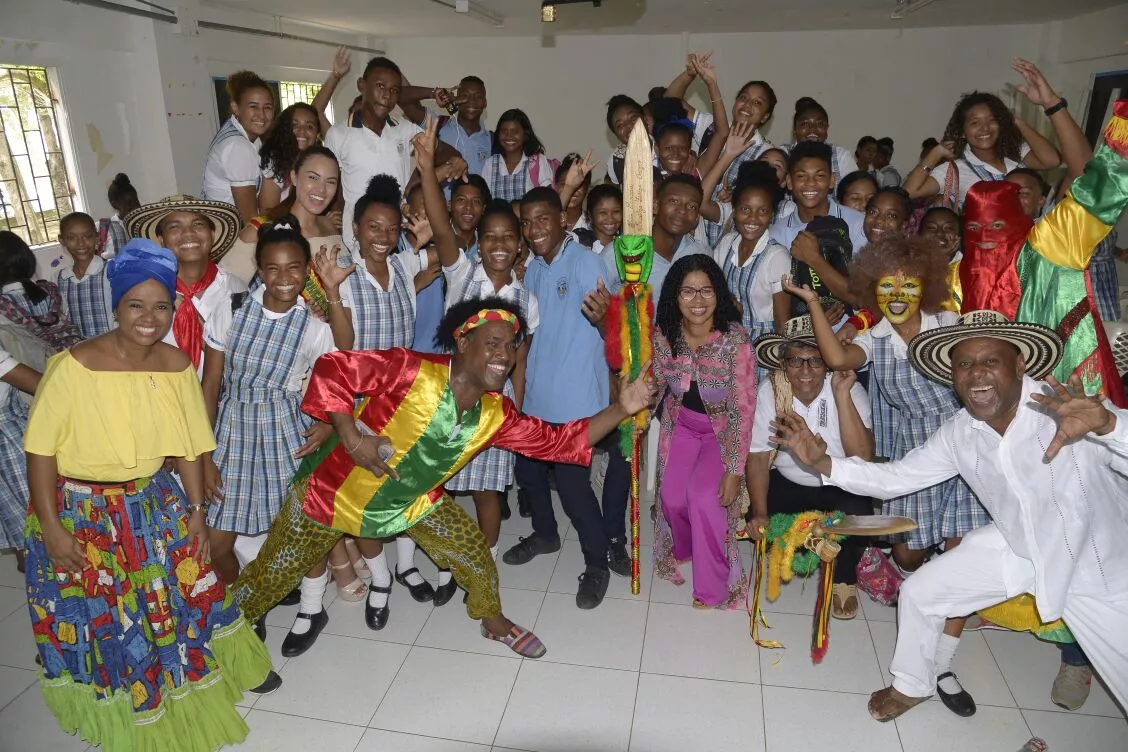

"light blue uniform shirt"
[439,117,492,176]
[524,239,609,423]
[601,233,709,307]
[768,198,867,256]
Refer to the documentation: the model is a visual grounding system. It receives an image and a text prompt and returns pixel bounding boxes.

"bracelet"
[344,433,365,454]
[1043,98,1067,117]
[327,298,343,306]
[847,309,876,334]
[186,502,208,514]
[918,161,934,174]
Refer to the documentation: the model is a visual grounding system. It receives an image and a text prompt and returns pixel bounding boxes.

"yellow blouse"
[24,351,217,481]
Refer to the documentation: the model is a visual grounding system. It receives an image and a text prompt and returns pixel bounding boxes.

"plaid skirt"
[0,395,29,549]
[209,392,312,534]
[445,380,515,493]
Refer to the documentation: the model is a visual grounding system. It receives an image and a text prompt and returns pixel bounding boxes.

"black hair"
[268,145,340,220]
[605,94,644,132]
[521,185,563,212]
[867,186,912,218]
[942,91,1023,162]
[555,153,593,188]
[353,174,403,224]
[226,70,273,105]
[736,80,778,120]
[793,96,829,126]
[733,160,785,211]
[788,140,833,172]
[1007,167,1050,198]
[921,137,939,151]
[655,120,693,146]
[877,136,894,150]
[254,214,312,268]
[835,170,879,203]
[656,254,741,356]
[453,174,492,204]
[657,172,703,198]
[585,183,623,218]
[491,109,544,157]
[877,141,894,157]
[437,295,528,352]
[59,211,96,234]
[647,86,668,105]
[259,102,320,176]
[477,198,520,234]
[0,231,48,304]
[460,75,485,87]
[362,56,402,79]
[918,205,961,234]
[856,135,877,151]
[107,173,137,210]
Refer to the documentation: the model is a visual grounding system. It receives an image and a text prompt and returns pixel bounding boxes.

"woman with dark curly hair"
[652,254,756,609]
[783,235,989,717]
[258,102,321,211]
[904,64,1060,209]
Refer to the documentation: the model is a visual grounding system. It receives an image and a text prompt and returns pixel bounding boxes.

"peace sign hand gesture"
[411,115,441,171]
[1029,375,1117,460]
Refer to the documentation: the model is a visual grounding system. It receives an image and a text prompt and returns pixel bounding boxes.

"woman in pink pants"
[652,255,757,609]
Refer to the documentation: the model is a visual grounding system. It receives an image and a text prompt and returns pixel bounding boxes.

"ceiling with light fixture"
[198,0,1124,36]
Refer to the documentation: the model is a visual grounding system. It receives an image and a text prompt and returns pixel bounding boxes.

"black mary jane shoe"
[280,609,329,658]
[432,578,458,607]
[936,671,977,717]
[394,567,436,603]
[365,583,392,631]
[252,616,267,642]
[248,670,283,695]
[278,588,301,607]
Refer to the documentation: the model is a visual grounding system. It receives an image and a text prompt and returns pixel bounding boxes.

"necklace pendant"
[149,374,157,390]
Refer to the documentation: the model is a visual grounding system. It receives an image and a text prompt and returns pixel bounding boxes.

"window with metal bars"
[0,65,80,248]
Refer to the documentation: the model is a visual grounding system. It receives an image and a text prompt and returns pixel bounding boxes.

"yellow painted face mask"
[875,272,922,325]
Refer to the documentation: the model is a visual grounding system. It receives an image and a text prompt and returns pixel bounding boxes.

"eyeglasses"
[784,356,825,369]
[678,286,716,301]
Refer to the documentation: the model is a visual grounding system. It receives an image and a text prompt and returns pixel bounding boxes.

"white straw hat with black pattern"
[753,315,820,371]
[123,195,241,262]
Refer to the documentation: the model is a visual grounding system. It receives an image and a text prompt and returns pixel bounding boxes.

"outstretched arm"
[413,116,461,268]
[312,47,352,136]
[780,275,867,371]
[691,54,730,179]
[1012,59,1089,188]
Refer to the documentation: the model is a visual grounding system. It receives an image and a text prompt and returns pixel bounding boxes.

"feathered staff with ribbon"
[604,119,656,595]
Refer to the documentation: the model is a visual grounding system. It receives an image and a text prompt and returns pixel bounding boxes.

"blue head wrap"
[106,238,178,309]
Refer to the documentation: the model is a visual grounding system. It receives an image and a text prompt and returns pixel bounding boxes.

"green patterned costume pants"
[232,487,502,623]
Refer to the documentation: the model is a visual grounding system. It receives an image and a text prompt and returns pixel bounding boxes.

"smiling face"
[794,108,829,143]
[292,154,339,217]
[497,119,526,156]
[840,177,876,213]
[291,107,320,150]
[787,157,832,213]
[520,200,565,258]
[863,193,908,244]
[654,182,702,239]
[920,210,960,259]
[457,318,518,392]
[657,129,692,175]
[733,83,772,128]
[951,337,1025,429]
[354,203,401,261]
[452,184,486,234]
[478,213,519,275]
[59,218,97,267]
[676,270,716,327]
[590,195,623,242]
[232,86,275,140]
[458,79,487,122]
[611,103,641,145]
[875,271,923,325]
[962,103,1000,155]
[116,278,174,346]
[783,342,827,404]
[361,67,402,122]
[732,186,774,244]
[157,210,215,265]
[258,240,308,310]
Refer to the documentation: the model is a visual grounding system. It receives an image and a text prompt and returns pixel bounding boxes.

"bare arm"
[312,47,352,136]
[3,364,40,395]
[833,374,874,460]
[745,451,771,520]
[230,185,259,226]
[312,244,357,350]
[1012,58,1088,187]
[902,142,953,200]
[691,54,730,179]
[771,291,791,332]
[700,120,753,223]
[258,178,282,213]
[512,336,531,410]
[1016,117,1061,171]
[28,451,88,571]
[200,345,225,426]
[781,275,867,370]
[413,118,460,268]
[664,55,699,115]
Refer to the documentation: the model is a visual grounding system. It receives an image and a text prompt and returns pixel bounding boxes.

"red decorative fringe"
[606,296,624,371]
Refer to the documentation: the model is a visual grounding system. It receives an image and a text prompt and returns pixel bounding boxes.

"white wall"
[387,24,1045,178]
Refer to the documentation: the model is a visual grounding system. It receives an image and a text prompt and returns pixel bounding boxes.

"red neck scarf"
[174,261,219,369]
[959,181,1033,318]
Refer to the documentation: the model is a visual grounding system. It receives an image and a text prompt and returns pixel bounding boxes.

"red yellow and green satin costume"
[232,348,592,623]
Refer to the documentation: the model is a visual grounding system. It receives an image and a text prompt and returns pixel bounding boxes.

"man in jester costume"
[232,297,653,658]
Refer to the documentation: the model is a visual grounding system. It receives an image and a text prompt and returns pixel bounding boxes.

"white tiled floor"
[1,495,1126,752]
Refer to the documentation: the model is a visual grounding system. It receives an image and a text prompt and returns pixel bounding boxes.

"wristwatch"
[1044,98,1068,117]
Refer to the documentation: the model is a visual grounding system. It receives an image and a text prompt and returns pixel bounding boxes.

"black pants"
[766,469,873,585]
[599,433,632,544]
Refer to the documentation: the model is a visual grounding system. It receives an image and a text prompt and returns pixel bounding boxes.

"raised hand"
[780,273,820,305]
[314,244,355,291]
[564,149,598,188]
[723,120,755,158]
[928,140,957,164]
[1012,58,1061,109]
[1029,374,1117,460]
[769,410,830,469]
[404,212,433,248]
[831,369,857,393]
[411,115,440,170]
[691,51,717,86]
[332,46,352,78]
[582,277,612,325]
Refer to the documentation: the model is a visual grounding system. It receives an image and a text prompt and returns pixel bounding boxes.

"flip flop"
[481,624,547,659]
[868,686,929,722]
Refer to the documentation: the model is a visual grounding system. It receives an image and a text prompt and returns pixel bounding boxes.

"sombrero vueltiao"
[753,315,820,371]
[908,310,1063,387]
[123,195,240,262]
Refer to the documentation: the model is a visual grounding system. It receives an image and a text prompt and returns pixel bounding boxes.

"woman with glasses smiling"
[652,255,757,610]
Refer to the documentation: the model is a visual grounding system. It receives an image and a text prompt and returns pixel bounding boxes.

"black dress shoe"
[280,609,328,658]
[517,487,532,518]
[433,577,458,607]
[278,588,301,607]
[365,583,391,631]
[252,616,267,642]
[394,567,436,602]
[576,566,610,610]
[248,670,283,695]
[936,672,977,717]
[502,535,561,566]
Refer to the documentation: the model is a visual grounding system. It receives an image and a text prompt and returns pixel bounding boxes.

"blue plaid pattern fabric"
[718,234,777,339]
[484,154,530,203]
[707,140,773,246]
[1090,231,1121,324]
[208,301,313,535]
[0,392,29,548]
[346,253,416,351]
[58,268,114,339]
[870,333,989,549]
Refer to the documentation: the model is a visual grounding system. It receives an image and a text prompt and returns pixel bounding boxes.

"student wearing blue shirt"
[502,187,616,610]
[400,76,493,177]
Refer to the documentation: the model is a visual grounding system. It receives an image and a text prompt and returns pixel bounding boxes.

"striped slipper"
[481,624,547,659]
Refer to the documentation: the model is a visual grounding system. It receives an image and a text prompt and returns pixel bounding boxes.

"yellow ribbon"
[749,535,784,649]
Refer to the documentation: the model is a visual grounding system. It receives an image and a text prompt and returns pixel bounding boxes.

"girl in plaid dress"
[785,234,990,718]
[480,109,555,202]
[418,116,541,604]
[56,213,115,339]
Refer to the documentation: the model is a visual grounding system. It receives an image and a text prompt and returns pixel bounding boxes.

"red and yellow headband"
[454,308,520,340]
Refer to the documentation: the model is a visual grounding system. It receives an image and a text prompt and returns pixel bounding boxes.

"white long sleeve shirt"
[824,376,1128,623]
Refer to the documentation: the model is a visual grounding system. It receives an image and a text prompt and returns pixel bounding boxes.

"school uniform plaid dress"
[0,390,29,548]
[718,235,777,340]
[445,265,534,493]
[57,266,114,339]
[208,301,314,534]
[707,139,773,245]
[870,333,988,549]
[484,154,530,203]
[347,253,416,350]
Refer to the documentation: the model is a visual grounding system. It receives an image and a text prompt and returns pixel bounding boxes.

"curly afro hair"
[437,295,528,352]
[847,235,951,317]
[942,91,1023,163]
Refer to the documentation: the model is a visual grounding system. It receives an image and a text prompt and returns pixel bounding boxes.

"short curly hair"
[942,91,1023,163]
[848,235,951,316]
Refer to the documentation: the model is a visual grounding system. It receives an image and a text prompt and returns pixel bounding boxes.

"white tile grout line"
[980,630,1038,739]
[863,611,907,752]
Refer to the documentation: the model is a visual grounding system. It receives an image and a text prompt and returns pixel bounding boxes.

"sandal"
[692,599,712,610]
[481,623,547,659]
[867,686,928,722]
[330,561,368,602]
[343,539,371,582]
[832,583,859,620]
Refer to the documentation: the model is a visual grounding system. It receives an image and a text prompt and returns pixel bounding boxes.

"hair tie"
[273,221,295,231]
[454,308,520,340]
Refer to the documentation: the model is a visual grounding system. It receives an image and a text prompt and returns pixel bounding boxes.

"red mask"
[959,181,1034,318]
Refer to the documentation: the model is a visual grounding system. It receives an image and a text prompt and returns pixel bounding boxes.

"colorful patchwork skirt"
[24,470,273,752]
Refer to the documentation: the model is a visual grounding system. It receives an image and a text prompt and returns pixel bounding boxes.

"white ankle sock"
[437,569,453,586]
[395,537,426,586]
[291,572,329,635]
[935,633,963,693]
[364,552,392,609]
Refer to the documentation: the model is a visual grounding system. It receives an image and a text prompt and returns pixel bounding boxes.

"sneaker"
[607,539,631,577]
[1051,661,1092,710]
[502,535,560,566]
[576,566,610,609]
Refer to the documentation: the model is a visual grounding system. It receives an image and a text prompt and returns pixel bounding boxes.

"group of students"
[0,41,1126,752]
